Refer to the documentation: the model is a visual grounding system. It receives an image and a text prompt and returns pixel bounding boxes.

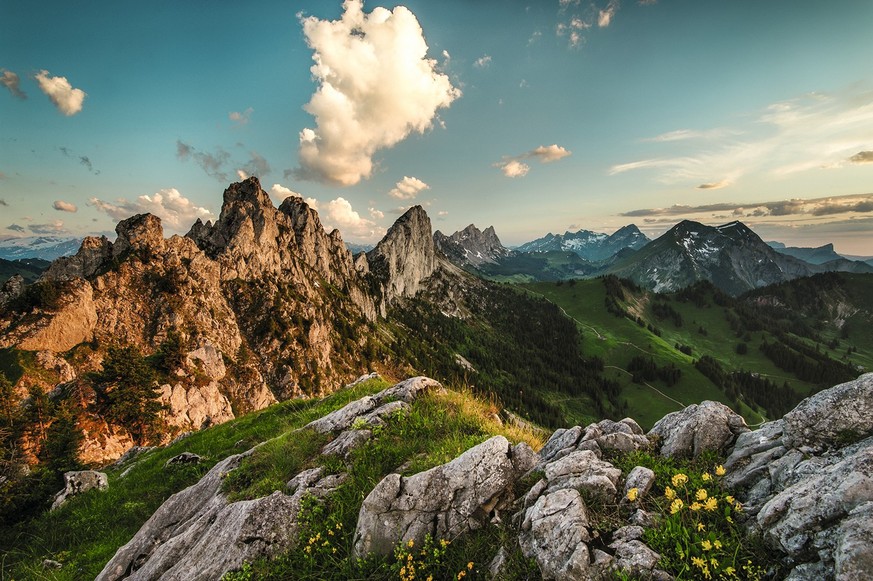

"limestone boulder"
[51,470,108,510]
[648,400,748,458]
[354,436,522,557]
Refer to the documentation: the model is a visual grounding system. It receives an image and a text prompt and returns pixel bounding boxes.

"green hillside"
[523,273,873,428]
[1,376,544,579]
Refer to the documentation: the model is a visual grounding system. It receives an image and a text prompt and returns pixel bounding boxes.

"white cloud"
[530,144,572,163]
[437,210,449,217]
[229,107,253,125]
[53,200,78,213]
[89,188,213,234]
[296,0,461,186]
[474,55,492,69]
[34,70,86,116]
[388,176,430,199]
[321,197,385,241]
[495,143,572,177]
[496,160,530,178]
[369,207,384,219]
[236,169,249,180]
[269,183,318,208]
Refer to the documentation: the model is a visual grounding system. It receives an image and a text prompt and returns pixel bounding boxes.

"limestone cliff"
[0,177,445,462]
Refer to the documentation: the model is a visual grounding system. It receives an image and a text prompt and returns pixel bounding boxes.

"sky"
[2,0,873,254]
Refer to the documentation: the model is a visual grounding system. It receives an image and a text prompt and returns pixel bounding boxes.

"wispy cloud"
[1,69,26,99]
[229,107,253,126]
[495,159,530,178]
[30,220,67,234]
[598,0,619,27]
[612,88,873,187]
[696,180,731,190]
[59,147,100,175]
[622,193,873,219]
[473,55,492,69]
[176,141,231,181]
[7,224,25,233]
[34,70,86,116]
[849,151,873,164]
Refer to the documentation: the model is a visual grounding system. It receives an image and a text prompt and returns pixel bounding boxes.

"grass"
[522,276,873,428]
[202,386,543,580]
[0,377,392,580]
[0,378,545,580]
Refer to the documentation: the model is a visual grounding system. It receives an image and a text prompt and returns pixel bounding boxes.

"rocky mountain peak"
[433,223,511,268]
[113,213,164,258]
[367,205,436,304]
[222,176,273,209]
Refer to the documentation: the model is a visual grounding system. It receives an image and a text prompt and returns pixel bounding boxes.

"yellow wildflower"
[664,486,676,500]
[672,473,688,487]
[702,472,712,482]
[724,567,736,575]
[467,562,474,570]
[696,489,708,501]
[725,495,736,505]
[713,540,722,549]
[407,539,415,548]
[697,522,706,531]
[702,565,711,579]
[626,487,639,502]
[691,556,706,568]
[690,502,702,511]
[440,539,450,548]
[704,497,718,511]
[701,539,713,551]
[716,465,726,476]
[670,498,684,514]
[457,571,466,580]
[711,558,719,567]
[735,501,743,512]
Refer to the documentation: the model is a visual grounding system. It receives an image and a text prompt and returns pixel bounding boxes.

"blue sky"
[2,0,872,253]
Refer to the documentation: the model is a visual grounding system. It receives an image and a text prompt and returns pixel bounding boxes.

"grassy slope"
[523,275,873,429]
[522,281,731,428]
[1,377,544,580]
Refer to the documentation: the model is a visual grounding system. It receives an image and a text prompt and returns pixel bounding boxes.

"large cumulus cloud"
[296,0,461,186]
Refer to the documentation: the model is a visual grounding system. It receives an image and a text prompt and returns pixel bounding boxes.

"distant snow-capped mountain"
[0,236,82,261]
[606,220,814,295]
[518,224,649,261]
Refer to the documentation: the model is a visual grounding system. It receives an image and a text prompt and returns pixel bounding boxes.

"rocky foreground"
[76,373,873,580]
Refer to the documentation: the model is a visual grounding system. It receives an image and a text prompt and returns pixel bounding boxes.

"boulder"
[648,400,748,458]
[519,488,592,580]
[51,470,108,510]
[353,436,521,557]
[782,373,873,452]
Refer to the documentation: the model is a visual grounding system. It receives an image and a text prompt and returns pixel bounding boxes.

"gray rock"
[784,561,832,581]
[609,538,661,576]
[354,436,519,557]
[834,501,873,580]
[624,466,656,502]
[42,559,62,570]
[519,488,591,580]
[372,376,444,404]
[51,470,108,510]
[543,450,622,499]
[757,439,873,558]
[782,373,873,452]
[648,400,748,458]
[320,429,372,458]
[539,426,583,464]
[165,452,202,468]
[98,450,347,581]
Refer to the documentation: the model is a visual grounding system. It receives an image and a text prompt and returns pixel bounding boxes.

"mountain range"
[517,224,650,261]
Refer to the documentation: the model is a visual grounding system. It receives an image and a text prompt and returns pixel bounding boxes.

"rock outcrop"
[367,206,437,306]
[648,400,748,458]
[723,373,873,579]
[354,435,535,556]
[52,470,109,510]
[0,177,457,461]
